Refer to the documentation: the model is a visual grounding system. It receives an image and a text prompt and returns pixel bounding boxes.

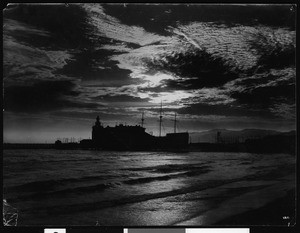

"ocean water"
[3,150,295,226]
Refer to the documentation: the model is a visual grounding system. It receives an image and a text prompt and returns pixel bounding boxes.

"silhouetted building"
[55,140,62,145]
[79,139,93,149]
[91,116,189,151]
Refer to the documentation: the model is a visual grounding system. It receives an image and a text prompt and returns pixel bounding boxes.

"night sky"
[3,4,296,143]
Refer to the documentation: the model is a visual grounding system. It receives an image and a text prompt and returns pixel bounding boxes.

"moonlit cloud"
[3,3,296,142]
[3,17,73,87]
[3,18,50,37]
[82,4,167,46]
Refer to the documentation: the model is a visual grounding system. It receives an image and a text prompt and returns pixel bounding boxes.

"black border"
[2,1,298,233]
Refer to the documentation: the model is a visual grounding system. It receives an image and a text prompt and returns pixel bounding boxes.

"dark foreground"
[3,150,295,226]
[216,189,296,226]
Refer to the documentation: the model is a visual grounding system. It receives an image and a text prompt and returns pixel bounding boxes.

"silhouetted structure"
[244,134,296,155]
[4,143,55,149]
[54,139,79,149]
[189,132,295,155]
[216,131,222,143]
[91,115,189,151]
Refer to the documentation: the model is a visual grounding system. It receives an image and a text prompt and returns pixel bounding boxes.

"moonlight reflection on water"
[3,150,295,225]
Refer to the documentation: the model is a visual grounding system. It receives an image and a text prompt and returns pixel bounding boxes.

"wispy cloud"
[3,20,73,86]
[3,3,296,140]
[82,4,167,46]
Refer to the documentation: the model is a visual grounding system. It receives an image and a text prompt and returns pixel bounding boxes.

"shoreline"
[175,179,295,226]
[215,189,296,226]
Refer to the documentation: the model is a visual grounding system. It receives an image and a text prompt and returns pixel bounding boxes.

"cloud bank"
[3,4,296,141]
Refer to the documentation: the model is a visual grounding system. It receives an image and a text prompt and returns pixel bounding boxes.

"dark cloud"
[7,71,37,80]
[57,49,136,86]
[4,80,99,113]
[103,4,295,35]
[248,31,295,71]
[3,4,296,142]
[3,18,51,50]
[231,84,295,109]
[93,94,150,102]
[4,4,92,49]
[138,85,168,93]
[4,9,135,88]
[145,48,239,89]
[177,102,275,119]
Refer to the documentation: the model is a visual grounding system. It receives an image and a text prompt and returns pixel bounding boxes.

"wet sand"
[215,189,296,226]
[176,175,295,226]
[4,150,295,225]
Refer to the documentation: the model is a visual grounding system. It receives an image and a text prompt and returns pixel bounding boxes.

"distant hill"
[189,129,295,143]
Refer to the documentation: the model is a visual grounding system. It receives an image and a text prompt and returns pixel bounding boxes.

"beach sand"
[176,175,295,226]
[215,189,296,226]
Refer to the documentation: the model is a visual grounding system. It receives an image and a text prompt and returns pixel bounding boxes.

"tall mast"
[141,111,145,128]
[174,112,177,133]
[159,101,162,137]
